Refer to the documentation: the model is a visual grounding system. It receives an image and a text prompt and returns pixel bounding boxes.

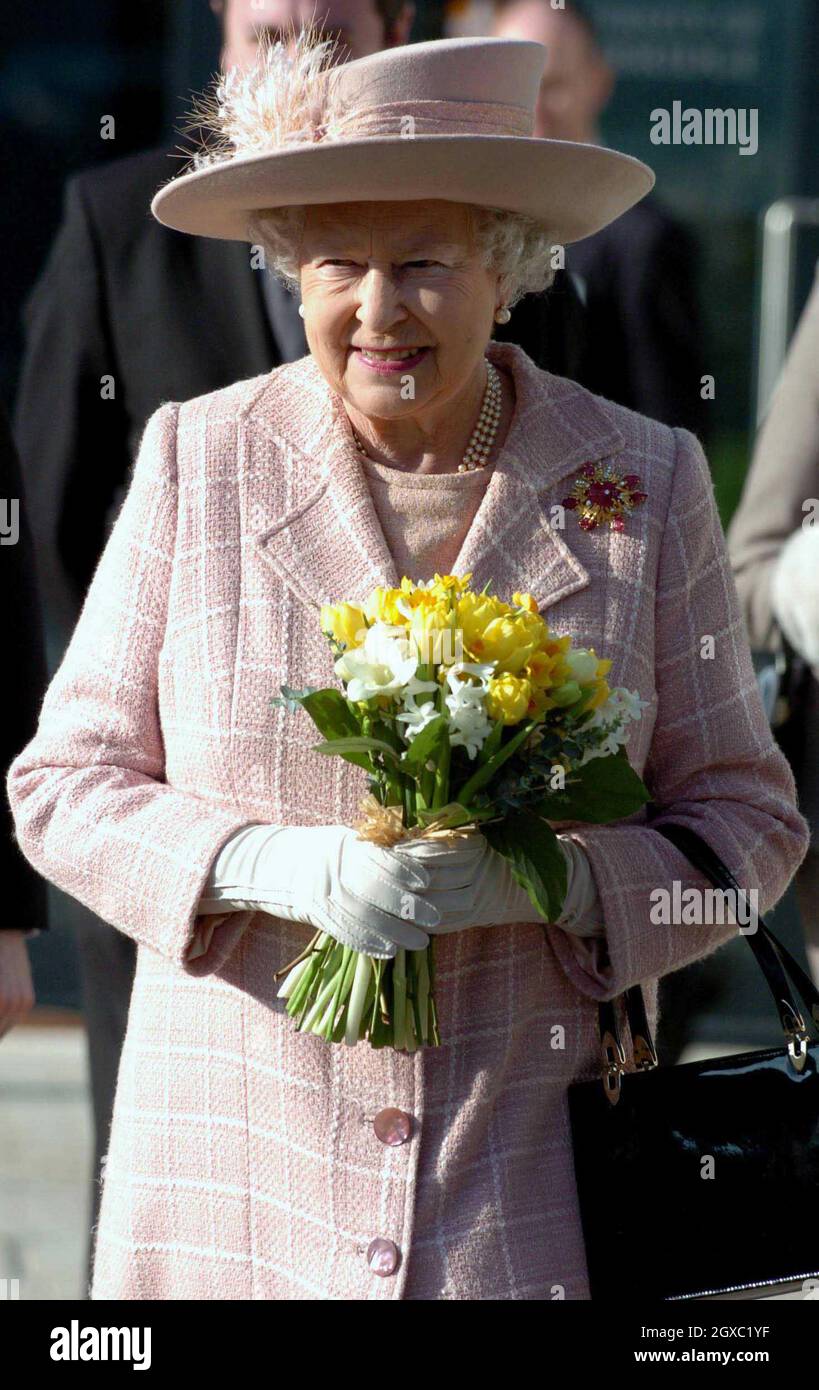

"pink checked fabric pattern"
[7,341,809,1300]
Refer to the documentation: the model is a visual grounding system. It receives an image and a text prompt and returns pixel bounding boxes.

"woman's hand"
[399,832,541,932]
[0,932,35,1040]
[200,823,446,959]
[400,831,605,938]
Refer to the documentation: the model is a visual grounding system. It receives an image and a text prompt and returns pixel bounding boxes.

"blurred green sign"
[586,0,819,217]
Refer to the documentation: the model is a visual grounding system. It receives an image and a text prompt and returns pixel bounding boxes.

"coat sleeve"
[5,401,254,974]
[544,425,811,1002]
[726,266,819,654]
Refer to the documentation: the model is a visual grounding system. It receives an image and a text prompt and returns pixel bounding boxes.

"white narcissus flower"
[395,660,495,758]
[334,622,418,703]
[395,673,442,740]
[444,661,495,759]
[575,686,650,765]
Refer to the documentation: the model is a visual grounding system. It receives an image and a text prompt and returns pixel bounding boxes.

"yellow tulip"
[466,610,546,675]
[549,681,583,707]
[485,673,533,725]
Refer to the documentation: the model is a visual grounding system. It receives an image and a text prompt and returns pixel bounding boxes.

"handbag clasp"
[631,1031,659,1070]
[785,1025,810,1073]
[601,1028,626,1105]
[781,1001,810,1073]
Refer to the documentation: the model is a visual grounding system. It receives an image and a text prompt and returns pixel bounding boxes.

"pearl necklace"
[351,359,503,473]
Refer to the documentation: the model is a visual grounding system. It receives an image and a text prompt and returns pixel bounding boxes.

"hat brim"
[151,136,654,246]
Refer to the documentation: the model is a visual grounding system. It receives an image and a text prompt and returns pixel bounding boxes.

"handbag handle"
[596,822,819,1104]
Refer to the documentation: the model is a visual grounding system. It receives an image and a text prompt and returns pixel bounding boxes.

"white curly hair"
[246,203,560,310]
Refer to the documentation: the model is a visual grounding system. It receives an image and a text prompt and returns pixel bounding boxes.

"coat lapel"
[251,342,626,615]
[449,342,627,611]
[249,377,400,613]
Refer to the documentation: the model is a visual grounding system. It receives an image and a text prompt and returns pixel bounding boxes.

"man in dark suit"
[1,406,47,1038]
[493,0,709,442]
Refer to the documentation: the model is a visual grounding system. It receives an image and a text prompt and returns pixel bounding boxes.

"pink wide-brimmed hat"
[151,31,654,245]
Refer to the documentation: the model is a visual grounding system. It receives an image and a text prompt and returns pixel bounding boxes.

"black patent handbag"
[567,822,819,1302]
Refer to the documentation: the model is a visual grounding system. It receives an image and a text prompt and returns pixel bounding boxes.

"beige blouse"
[358,453,492,583]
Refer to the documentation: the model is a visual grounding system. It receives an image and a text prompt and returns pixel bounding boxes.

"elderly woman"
[7,33,809,1301]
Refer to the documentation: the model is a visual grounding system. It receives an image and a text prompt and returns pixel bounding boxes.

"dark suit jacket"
[13,146,306,645]
[1,404,48,932]
[499,195,709,443]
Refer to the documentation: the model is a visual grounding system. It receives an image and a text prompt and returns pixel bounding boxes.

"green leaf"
[534,746,649,823]
[476,718,505,767]
[312,736,401,766]
[482,815,567,923]
[414,800,495,830]
[298,687,359,733]
[288,688,375,770]
[398,713,448,777]
[270,683,327,714]
[456,717,540,805]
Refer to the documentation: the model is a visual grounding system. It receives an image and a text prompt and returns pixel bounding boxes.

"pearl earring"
[494,305,511,324]
[298,303,306,318]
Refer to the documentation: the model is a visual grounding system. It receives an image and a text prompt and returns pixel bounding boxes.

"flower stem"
[273,930,322,982]
[287,932,335,1019]
[324,945,354,1041]
[416,949,430,1043]
[276,955,312,1000]
[392,948,407,1045]
[298,946,345,1032]
[345,952,373,1046]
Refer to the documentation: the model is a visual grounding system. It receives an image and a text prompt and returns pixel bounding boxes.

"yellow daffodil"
[319,602,368,650]
[525,639,572,692]
[402,596,460,666]
[426,572,473,599]
[584,678,611,712]
[363,586,410,627]
[512,591,539,614]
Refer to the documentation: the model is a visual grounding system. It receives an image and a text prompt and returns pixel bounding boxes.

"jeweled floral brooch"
[561,461,648,533]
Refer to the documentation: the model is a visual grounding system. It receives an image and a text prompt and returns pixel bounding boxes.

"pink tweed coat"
[7,340,809,1300]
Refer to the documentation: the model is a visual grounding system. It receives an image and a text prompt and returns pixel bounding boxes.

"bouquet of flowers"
[271,573,649,1051]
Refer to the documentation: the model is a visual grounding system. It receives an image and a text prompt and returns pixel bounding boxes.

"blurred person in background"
[491,0,709,443]
[728,262,819,988]
[11,0,416,1292]
[1,405,47,1039]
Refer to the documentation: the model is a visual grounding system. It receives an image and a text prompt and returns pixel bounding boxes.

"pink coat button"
[373,1107,413,1146]
[367,1238,401,1277]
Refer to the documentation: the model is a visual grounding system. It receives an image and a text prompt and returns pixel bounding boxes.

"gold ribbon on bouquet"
[353,792,479,847]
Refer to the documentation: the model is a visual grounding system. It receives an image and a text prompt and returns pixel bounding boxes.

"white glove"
[771,526,819,670]
[198,822,473,960]
[401,831,605,938]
